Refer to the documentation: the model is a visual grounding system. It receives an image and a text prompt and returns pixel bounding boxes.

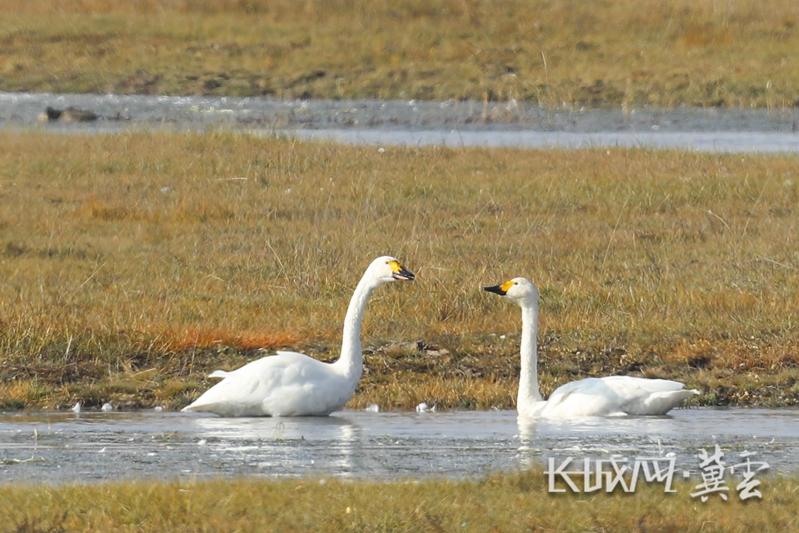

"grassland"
[1,0,799,108]
[0,131,797,410]
[0,471,797,531]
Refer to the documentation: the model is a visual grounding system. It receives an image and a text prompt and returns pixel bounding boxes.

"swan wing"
[598,376,699,415]
[543,376,698,417]
[203,351,308,381]
[541,378,610,416]
[275,350,311,358]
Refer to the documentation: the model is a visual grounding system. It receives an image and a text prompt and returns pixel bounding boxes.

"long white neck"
[518,302,542,409]
[333,274,377,382]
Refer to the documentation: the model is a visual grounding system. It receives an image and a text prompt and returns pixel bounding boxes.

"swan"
[484,278,699,418]
[182,256,415,417]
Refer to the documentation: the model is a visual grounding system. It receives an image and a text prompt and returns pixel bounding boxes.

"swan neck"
[519,302,542,407]
[336,275,375,380]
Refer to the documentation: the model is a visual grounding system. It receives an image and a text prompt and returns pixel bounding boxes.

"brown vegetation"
[1,0,798,107]
[0,471,796,531]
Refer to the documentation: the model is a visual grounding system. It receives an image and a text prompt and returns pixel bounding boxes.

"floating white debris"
[154,406,164,412]
[364,404,380,413]
[197,439,207,446]
[98,447,106,454]
[101,402,114,412]
[416,402,436,413]
[71,402,81,414]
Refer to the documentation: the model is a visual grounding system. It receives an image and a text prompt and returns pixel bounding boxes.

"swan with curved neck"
[182,256,415,417]
[484,277,698,418]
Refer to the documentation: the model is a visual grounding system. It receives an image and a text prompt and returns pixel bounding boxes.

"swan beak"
[392,266,415,281]
[389,260,415,281]
[484,280,512,296]
[483,284,506,296]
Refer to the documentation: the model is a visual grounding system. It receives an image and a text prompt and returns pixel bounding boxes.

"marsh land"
[1,132,797,410]
[2,1,798,529]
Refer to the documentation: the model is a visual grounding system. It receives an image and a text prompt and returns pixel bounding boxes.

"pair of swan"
[183,257,697,418]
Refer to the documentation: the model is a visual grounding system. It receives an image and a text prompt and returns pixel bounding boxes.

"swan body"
[182,256,414,417]
[484,278,698,418]
[521,376,698,418]
[183,351,355,417]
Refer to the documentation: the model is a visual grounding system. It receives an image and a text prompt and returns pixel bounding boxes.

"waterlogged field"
[0,131,797,410]
[1,0,798,108]
[1,473,797,531]
[3,1,799,527]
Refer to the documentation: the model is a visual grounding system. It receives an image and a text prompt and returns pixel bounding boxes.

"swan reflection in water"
[187,414,362,476]
[515,413,686,471]
[516,416,538,469]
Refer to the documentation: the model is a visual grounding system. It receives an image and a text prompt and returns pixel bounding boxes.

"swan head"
[483,277,539,306]
[367,256,415,284]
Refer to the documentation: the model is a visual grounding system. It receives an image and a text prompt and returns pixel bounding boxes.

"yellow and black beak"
[483,280,513,296]
[389,260,415,281]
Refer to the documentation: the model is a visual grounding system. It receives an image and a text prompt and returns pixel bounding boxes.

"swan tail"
[181,398,220,414]
[181,399,247,416]
[208,370,229,379]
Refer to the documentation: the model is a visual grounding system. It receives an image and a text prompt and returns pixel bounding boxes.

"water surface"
[1,408,796,484]
[2,92,799,153]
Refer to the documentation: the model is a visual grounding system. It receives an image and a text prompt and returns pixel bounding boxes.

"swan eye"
[514,282,518,286]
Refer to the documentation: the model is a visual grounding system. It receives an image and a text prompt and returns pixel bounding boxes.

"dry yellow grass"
[0,130,798,409]
[0,472,796,531]
[0,0,798,107]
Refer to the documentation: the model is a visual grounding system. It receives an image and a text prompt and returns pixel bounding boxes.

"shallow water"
[0,408,796,483]
[286,128,799,152]
[2,92,799,153]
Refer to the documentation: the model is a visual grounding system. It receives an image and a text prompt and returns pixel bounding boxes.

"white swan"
[182,256,415,417]
[484,278,699,418]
